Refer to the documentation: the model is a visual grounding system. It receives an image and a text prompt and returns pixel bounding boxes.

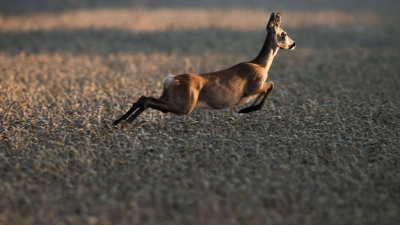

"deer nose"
[289,42,296,50]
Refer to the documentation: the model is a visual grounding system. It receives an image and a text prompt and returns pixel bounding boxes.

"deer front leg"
[238,82,274,113]
[250,93,264,107]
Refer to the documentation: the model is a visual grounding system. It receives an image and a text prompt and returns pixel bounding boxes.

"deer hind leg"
[113,96,147,125]
[124,86,198,123]
[114,96,184,124]
[126,97,193,123]
[115,76,198,124]
[239,82,274,114]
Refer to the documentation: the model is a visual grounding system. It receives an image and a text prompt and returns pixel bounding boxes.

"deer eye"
[282,32,286,37]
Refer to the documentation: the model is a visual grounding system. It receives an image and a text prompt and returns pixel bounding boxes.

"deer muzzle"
[289,42,296,50]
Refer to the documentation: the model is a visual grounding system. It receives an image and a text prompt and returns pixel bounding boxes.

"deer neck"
[251,33,279,70]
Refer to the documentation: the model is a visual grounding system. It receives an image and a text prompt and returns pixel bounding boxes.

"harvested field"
[1,1,400,224]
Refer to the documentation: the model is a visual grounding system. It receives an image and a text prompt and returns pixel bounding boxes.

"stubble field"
[1,1,400,225]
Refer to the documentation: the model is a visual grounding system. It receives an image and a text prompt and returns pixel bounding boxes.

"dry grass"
[1,4,400,225]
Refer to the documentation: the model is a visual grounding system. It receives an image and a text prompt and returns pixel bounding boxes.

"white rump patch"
[162,75,175,89]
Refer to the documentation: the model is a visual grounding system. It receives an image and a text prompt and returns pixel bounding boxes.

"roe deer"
[114,12,295,125]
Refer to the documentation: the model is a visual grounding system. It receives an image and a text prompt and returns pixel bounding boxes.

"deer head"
[266,12,296,50]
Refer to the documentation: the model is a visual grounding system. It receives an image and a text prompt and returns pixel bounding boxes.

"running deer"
[114,12,295,125]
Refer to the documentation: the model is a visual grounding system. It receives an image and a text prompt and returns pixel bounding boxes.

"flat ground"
[1,1,400,224]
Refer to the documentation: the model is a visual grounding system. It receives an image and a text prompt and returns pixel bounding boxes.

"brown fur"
[114,12,295,125]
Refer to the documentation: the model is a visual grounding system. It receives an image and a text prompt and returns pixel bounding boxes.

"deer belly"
[196,93,252,109]
[236,95,257,106]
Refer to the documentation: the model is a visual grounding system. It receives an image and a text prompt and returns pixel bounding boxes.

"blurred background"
[1,0,398,14]
[0,0,394,14]
[1,0,399,56]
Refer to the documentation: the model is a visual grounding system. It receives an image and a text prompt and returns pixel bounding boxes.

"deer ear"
[274,12,282,27]
[267,12,281,29]
[267,12,275,29]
